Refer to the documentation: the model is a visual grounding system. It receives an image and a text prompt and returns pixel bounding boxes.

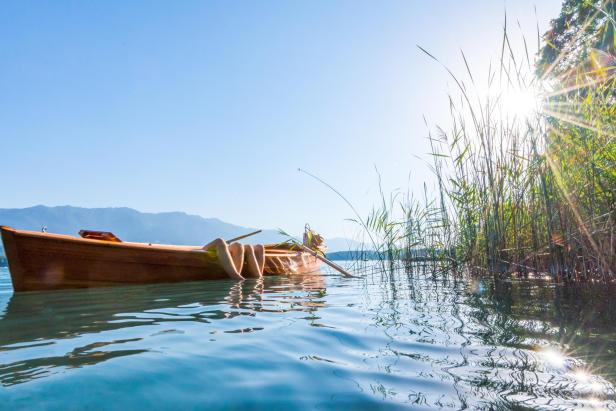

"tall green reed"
[353,19,614,282]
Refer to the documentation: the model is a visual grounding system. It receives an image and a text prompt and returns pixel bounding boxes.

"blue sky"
[0,1,561,238]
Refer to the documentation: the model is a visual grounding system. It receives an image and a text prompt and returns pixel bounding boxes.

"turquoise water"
[0,265,615,410]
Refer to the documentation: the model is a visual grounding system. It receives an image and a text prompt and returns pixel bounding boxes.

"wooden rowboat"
[0,226,325,292]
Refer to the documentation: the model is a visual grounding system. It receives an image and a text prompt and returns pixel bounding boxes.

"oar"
[226,229,262,243]
[293,242,356,278]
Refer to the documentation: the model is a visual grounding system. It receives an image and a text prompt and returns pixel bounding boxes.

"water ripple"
[0,266,614,410]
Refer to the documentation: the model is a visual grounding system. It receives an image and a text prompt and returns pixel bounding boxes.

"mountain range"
[0,206,361,259]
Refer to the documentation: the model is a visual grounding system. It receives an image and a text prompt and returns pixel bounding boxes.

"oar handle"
[296,243,356,278]
[226,229,262,243]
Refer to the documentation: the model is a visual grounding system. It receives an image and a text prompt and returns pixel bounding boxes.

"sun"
[499,86,541,121]
[473,78,544,126]
[483,80,543,123]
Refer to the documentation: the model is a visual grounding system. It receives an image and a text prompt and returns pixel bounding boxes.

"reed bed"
[353,18,615,282]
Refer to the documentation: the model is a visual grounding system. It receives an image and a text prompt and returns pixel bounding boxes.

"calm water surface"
[0,265,615,410]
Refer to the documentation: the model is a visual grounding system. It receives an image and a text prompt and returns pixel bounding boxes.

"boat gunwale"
[1,226,318,257]
[2,227,212,255]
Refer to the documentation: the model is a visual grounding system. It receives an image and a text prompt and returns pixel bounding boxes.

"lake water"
[0,265,615,410]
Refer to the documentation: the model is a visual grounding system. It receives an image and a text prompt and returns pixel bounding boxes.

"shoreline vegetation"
[345,1,615,282]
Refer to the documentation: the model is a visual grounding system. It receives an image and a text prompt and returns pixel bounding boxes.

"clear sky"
[0,0,562,238]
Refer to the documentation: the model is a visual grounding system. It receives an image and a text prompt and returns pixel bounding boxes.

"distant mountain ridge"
[0,206,361,259]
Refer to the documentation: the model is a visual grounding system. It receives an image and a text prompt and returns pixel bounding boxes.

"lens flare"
[573,369,591,382]
[540,347,567,368]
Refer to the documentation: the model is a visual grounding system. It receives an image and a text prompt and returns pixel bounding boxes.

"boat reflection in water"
[0,273,326,387]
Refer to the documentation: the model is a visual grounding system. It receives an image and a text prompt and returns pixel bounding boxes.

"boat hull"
[263,245,322,276]
[1,226,321,292]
